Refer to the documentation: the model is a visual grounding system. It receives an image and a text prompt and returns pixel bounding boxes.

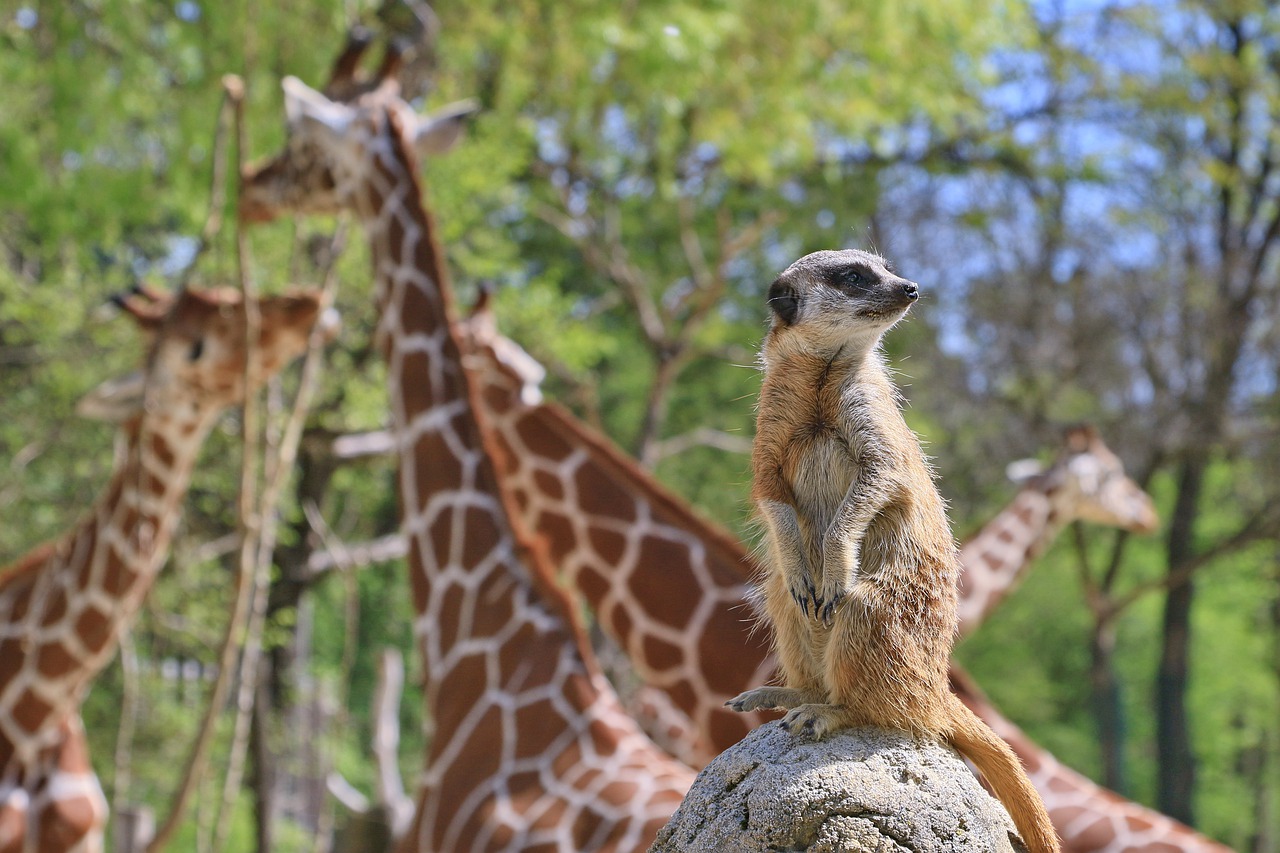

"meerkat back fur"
[728,249,1060,853]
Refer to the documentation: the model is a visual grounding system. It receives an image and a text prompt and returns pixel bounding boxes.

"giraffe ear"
[77,372,146,422]
[1006,458,1045,484]
[412,99,480,156]
[283,76,353,135]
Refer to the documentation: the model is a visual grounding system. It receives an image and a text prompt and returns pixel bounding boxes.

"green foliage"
[4,0,1278,848]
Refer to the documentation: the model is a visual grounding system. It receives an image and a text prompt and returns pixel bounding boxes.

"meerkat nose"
[902,281,919,301]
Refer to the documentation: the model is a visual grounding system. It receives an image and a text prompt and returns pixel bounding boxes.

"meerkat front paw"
[816,554,856,627]
[726,686,823,713]
[780,703,848,741]
[788,572,820,618]
[816,578,850,627]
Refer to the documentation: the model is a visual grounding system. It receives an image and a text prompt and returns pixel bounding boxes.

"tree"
[878,0,1280,835]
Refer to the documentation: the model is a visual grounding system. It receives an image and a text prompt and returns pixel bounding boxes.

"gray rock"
[649,722,1026,853]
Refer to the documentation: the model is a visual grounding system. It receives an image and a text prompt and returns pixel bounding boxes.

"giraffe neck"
[949,668,1231,853]
[0,406,214,776]
[349,115,690,849]
[955,482,1065,636]
[351,119,597,690]
[464,334,771,764]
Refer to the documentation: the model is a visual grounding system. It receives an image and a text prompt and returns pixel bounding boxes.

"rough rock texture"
[649,722,1026,853]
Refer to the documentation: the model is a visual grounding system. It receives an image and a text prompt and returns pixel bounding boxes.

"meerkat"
[727,249,1060,853]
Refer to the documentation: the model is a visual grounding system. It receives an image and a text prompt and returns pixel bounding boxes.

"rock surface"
[649,722,1026,853]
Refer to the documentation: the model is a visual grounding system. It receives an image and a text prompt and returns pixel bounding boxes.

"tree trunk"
[1156,455,1206,825]
[1089,618,1128,795]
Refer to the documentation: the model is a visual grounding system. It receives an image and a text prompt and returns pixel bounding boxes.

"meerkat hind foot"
[780,703,853,741]
[726,686,825,713]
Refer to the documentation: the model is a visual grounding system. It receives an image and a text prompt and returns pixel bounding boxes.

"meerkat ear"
[767,277,800,325]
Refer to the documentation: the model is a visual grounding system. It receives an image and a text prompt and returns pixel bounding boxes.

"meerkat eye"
[188,339,205,362]
[836,267,869,288]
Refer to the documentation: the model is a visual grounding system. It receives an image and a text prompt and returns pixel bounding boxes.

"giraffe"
[0,285,332,853]
[239,42,693,852]
[956,424,1159,635]
[239,30,1211,853]
[454,303,1227,852]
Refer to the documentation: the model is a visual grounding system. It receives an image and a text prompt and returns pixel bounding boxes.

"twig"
[211,220,348,853]
[305,533,407,578]
[373,648,414,837]
[177,83,238,290]
[300,499,361,853]
[148,73,255,853]
[111,631,140,812]
[329,428,397,459]
[648,427,753,462]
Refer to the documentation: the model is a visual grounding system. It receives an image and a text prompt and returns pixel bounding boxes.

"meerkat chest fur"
[761,351,951,572]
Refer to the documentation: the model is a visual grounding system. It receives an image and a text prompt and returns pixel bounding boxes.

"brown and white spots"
[240,60,693,849]
[0,286,329,852]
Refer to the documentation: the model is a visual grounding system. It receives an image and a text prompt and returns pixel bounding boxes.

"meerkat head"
[765,249,919,352]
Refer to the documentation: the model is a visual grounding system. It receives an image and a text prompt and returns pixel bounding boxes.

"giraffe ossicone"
[0,285,333,853]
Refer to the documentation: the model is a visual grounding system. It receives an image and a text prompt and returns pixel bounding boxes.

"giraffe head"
[239,34,477,223]
[1007,425,1159,534]
[77,286,338,423]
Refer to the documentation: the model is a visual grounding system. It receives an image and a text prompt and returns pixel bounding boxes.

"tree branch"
[1108,499,1280,618]
[649,427,753,462]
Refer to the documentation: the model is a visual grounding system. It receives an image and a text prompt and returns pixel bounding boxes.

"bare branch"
[373,648,414,837]
[1108,500,1280,618]
[305,533,407,578]
[531,200,666,348]
[326,773,371,814]
[149,76,258,853]
[177,77,239,291]
[649,427,753,462]
[213,221,348,853]
[330,428,397,459]
[676,195,714,293]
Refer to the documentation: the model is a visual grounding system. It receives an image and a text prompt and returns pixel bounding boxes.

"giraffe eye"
[188,339,205,362]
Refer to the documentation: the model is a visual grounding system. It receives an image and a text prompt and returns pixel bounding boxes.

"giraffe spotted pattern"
[0,288,326,853]
[241,66,693,852]
[457,315,1225,853]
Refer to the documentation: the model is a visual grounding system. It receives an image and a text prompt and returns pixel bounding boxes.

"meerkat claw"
[790,577,819,617]
[818,591,845,627]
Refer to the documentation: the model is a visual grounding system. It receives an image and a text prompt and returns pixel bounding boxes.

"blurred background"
[1,0,1277,849]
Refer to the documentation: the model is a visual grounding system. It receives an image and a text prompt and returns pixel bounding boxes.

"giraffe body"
[457,300,1223,851]
[0,286,330,853]
[241,51,692,851]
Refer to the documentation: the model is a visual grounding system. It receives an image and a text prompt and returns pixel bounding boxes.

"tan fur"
[728,249,1060,853]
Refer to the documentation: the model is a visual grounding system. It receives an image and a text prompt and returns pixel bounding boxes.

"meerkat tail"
[943,694,1061,853]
